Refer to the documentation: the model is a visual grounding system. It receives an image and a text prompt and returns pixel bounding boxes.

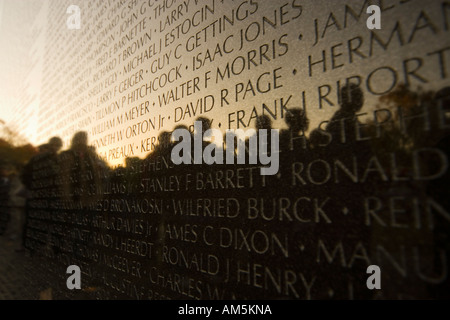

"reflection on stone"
[0,0,449,300]
[20,82,450,299]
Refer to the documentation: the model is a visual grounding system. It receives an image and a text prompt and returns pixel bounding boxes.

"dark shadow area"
[1,84,449,299]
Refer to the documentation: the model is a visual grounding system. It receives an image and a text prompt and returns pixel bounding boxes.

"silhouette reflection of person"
[254,115,273,158]
[326,83,364,146]
[5,169,26,248]
[0,167,10,236]
[59,132,101,205]
[281,108,309,151]
[22,137,62,254]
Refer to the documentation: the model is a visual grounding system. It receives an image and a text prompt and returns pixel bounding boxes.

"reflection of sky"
[0,0,46,143]
[0,0,449,166]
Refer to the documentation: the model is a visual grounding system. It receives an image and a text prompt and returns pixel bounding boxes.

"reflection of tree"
[0,120,37,172]
[0,137,37,171]
[0,119,27,145]
[366,84,437,153]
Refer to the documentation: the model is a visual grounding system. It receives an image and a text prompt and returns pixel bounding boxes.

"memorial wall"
[15,0,450,299]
